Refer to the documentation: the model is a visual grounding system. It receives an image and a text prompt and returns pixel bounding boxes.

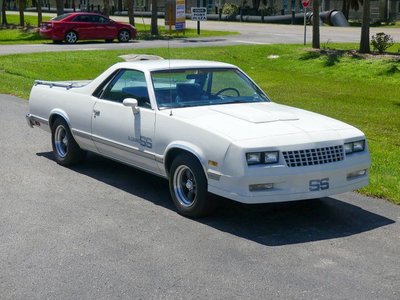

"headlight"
[344,140,365,154]
[246,151,279,165]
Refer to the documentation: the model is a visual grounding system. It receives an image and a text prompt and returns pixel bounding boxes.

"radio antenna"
[168,34,173,117]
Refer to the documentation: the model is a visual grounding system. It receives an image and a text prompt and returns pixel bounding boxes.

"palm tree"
[18,0,25,26]
[151,0,158,36]
[126,0,135,26]
[359,0,370,53]
[56,0,64,16]
[1,0,7,26]
[37,0,43,27]
[103,0,110,17]
[312,0,320,49]
[342,0,363,20]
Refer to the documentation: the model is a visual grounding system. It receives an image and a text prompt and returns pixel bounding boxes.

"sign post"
[301,0,311,45]
[191,7,207,35]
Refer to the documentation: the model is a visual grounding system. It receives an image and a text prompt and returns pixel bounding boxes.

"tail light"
[41,22,53,29]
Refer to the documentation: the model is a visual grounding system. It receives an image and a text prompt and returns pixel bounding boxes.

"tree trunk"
[312,0,320,49]
[342,0,349,19]
[0,0,6,26]
[252,0,261,10]
[37,0,42,27]
[151,0,158,36]
[18,0,24,27]
[127,0,135,26]
[103,0,110,17]
[359,0,370,53]
[56,0,64,16]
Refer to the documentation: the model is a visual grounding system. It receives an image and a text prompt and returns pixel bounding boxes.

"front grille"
[282,145,344,167]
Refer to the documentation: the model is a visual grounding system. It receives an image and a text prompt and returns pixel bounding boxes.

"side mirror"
[123,98,140,114]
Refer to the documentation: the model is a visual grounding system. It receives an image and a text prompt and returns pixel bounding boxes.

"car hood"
[169,102,363,144]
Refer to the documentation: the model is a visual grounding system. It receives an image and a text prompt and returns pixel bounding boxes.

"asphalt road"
[1,94,399,299]
[1,15,400,55]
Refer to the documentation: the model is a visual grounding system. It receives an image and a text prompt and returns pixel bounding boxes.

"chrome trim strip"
[92,135,156,160]
[26,114,49,127]
[207,171,221,181]
[155,155,164,164]
[71,129,92,140]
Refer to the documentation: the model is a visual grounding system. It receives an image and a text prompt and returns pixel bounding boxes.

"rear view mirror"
[123,98,140,114]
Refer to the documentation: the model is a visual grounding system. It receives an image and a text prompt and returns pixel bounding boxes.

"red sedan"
[40,12,137,44]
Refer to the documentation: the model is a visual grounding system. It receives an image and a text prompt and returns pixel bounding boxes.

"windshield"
[151,68,270,109]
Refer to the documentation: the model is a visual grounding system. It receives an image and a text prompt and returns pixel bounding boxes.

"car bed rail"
[34,80,90,89]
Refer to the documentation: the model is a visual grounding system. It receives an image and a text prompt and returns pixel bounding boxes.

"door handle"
[93,110,100,117]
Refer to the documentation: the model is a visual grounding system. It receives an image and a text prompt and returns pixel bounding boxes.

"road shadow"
[181,38,226,43]
[44,40,138,45]
[37,151,395,246]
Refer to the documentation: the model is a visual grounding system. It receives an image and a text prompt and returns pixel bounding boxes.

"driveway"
[1,94,399,299]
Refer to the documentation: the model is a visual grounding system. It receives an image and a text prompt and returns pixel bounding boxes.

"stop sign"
[302,0,311,8]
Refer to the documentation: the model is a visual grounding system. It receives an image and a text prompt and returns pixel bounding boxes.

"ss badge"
[309,178,330,191]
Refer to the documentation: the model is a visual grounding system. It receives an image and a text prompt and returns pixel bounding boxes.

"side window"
[90,15,100,23]
[101,69,151,108]
[73,15,89,22]
[98,16,109,24]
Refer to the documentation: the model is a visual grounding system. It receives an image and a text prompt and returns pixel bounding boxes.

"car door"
[91,69,159,174]
[94,16,117,39]
[71,14,95,39]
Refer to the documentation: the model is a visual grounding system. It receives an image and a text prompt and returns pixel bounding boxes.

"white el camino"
[26,59,371,217]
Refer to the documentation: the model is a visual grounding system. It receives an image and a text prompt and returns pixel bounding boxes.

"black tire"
[118,29,131,43]
[169,153,215,218]
[51,118,86,166]
[64,31,78,44]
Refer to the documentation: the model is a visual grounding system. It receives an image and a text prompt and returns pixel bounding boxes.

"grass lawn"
[0,44,399,204]
[0,13,237,44]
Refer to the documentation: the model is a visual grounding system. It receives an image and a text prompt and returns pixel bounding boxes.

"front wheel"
[169,153,214,218]
[118,29,131,42]
[51,118,86,166]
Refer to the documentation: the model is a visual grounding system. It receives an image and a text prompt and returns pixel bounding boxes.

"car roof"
[113,59,236,72]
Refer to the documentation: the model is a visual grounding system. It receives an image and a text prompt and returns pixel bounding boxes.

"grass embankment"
[0,44,399,204]
[0,14,237,44]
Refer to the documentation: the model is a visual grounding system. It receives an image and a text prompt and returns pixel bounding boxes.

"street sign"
[301,0,311,8]
[191,7,207,21]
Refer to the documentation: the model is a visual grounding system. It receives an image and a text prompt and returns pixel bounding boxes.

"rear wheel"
[118,29,131,42]
[65,31,78,44]
[169,153,215,218]
[51,118,86,166]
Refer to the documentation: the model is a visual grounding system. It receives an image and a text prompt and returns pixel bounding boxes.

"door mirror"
[123,98,140,114]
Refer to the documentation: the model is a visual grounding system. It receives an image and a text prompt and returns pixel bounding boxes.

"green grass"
[0,44,399,204]
[0,13,237,44]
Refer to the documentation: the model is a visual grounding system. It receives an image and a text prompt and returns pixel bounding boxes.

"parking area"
[1,95,399,299]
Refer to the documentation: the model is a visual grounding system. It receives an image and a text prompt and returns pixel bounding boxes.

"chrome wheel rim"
[66,32,77,43]
[173,165,197,207]
[54,125,68,158]
[119,30,130,42]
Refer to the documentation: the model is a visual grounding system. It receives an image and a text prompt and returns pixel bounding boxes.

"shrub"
[371,32,395,54]
[222,3,239,20]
